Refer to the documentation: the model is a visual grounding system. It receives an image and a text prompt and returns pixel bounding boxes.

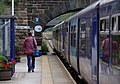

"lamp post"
[12,0,14,15]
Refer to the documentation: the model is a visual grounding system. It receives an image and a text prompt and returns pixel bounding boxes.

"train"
[52,0,120,84]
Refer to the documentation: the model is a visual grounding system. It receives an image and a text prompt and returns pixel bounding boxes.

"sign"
[34,18,40,23]
[15,26,31,29]
[34,25,42,32]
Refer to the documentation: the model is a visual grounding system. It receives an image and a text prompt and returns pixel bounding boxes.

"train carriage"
[52,21,64,55]
[52,0,120,84]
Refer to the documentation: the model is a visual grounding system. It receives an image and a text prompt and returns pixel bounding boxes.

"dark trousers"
[27,54,35,71]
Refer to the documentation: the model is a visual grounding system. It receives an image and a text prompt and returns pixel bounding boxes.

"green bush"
[14,45,21,57]
[0,55,7,64]
[41,41,49,54]
[0,55,7,70]
[15,45,20,52]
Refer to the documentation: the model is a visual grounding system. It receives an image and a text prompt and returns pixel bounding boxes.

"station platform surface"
[0,40,76,84]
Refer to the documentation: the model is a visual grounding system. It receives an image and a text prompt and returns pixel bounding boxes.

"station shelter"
[0,16,17,75]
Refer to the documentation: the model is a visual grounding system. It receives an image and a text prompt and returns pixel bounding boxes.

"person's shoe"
[28,69,31,73]
[32,69,34,72]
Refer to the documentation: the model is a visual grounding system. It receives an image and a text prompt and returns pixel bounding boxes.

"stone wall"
[15,0,96,28]
[15,0,28,26]
[14,0,96,46]
[15,29,29,47]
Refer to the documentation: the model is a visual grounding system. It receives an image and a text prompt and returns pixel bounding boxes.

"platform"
[0,40,76,84]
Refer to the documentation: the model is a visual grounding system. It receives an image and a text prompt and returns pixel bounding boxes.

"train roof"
[66,0,115,21]
[53,20,65,30]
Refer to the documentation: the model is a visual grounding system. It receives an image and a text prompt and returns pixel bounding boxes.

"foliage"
[0,0,19,15]
[5,0,19,6]
[0,56,16,70]
[15,45,23,56]
[41,41,49,54]
[15,45,21,52]
[0,1,6,15]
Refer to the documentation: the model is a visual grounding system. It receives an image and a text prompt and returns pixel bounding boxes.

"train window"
[111,35,119,66]
[65,27,68,43]
[100,18,109,31]
[81,23,85,31]
[81,23,86,51]
[55,30,58,40]
[58,29,61,42]
[112,17,117,31]
[71,25,76,47]
[118,16,120,31]
[100,34,120,66]
[112,15,120,31]
[100,19,106,31]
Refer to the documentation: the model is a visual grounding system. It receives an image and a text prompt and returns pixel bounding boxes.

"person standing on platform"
[22,32,37,72]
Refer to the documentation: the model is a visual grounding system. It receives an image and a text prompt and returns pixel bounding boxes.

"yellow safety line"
[42,56,54,84]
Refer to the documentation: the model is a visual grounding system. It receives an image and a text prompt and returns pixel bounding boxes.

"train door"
[99,16,111,84]
[68,21,71,64]
[99,14,120,84]
[64,22,69,63]
[77,18,80,75]
[57,27,61,53]
[61,22,66,57]
[61,23,67,58]
[61,25,64,54]
[70,18,78,71]
[99,1,120,83]
[55,27,58,51]
[91,4,99,84]
[58,27,61,52]
[79,18,92,83]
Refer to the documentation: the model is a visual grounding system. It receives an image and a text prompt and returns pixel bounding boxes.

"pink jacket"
[22,36,37,52]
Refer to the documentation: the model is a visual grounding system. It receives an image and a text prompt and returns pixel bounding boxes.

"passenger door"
[91,5,99,84]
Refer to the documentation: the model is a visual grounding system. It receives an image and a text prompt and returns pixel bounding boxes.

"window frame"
[100,16,109,32]
[111,13,120,32]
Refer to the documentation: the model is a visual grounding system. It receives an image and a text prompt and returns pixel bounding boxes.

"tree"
[0,0,6,15]
[0,0,19,15]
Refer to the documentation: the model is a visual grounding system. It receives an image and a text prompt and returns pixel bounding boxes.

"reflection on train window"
[112,17,117,31]
[71,25,76,47]
[112,15,120,31]
[100,18,109,31]
[80,23,86,52]
[100,35,120,66]
[112,35,119,65]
